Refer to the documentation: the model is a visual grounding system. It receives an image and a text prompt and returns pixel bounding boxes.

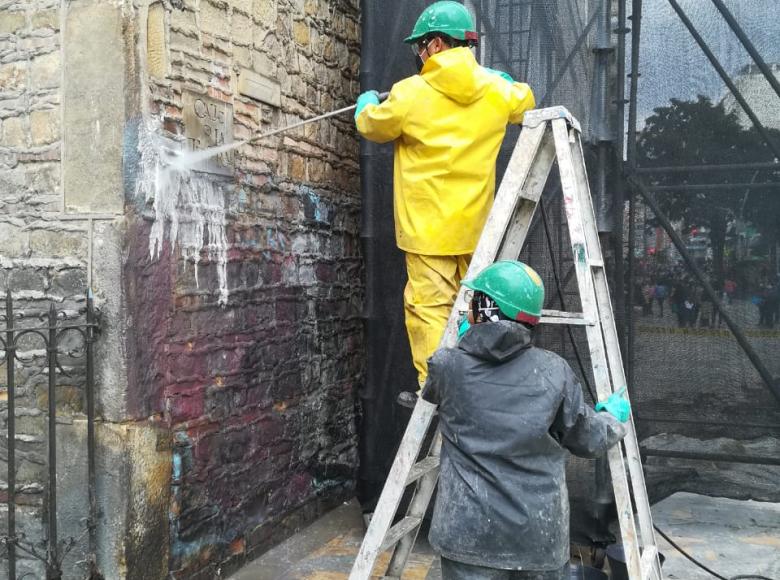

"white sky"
[635,0,780,124]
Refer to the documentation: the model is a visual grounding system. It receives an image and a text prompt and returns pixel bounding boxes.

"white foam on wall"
[135,118,230,305]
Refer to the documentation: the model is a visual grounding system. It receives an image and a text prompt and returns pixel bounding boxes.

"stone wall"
[0,0,143,578]
[0,0,363,577]
[127,0,364,577]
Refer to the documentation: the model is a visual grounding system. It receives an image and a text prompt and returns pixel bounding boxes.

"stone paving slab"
[653,492,780,579]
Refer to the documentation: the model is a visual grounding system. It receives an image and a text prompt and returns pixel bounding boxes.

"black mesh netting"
[358,0,780,537]
[628,0,780,504]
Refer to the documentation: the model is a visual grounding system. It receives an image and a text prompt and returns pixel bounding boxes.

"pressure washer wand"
[247,91,389,145]
[162,92,389,168]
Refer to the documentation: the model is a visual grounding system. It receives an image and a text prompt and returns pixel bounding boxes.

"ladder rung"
[379,517,422,552]
[406,456,440,486]
[590,259,605,268]
[540,309,592,326]
[640,546,659,580]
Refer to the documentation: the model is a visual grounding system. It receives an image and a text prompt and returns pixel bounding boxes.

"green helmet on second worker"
[404,1,479,45]
[462,261,545,326]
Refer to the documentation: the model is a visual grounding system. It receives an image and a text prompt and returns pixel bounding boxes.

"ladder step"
[640,546,659,580]
[379,517,422,552]
[540,309,592,326]
[406,456,440,486]
[589,259,605,268]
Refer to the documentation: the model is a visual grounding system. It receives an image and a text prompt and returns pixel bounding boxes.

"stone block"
[231,0,252,15]
[147,2,168,78]
[251,50,276,77]
[50,267,87,297]
[233,45,252,68]
[0,61,27,93]
[30,51,60,91]
[200,1,229,38]
[7,265,46,292]
[24,162,59,195]
[0,221,29,257]
[231,11,253,47]
[30,108,59,146]
[253,0,276,24]
[292,20,309,46]
[29,229,87,259]
[0,115,26,148]
[170,7,198,35]
[31,9,59,31]
[288,153,306,182]
[0,10,25,34]
[169,28,201,55]
[63,2,124,214]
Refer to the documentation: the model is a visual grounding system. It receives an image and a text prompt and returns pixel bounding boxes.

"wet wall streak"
[125,216,176,419]
[124,174,364,577]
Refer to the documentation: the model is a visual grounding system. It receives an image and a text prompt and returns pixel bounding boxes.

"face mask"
[415,53,425,72]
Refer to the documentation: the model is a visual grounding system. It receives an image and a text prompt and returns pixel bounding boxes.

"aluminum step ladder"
[349,107,663,580]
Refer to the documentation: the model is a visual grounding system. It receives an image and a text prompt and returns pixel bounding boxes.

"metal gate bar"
[1,291,100,579]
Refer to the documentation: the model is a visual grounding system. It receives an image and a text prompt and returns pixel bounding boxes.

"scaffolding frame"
[620,0,780,409]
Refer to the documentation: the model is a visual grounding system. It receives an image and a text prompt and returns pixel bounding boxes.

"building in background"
[723,63,780,130]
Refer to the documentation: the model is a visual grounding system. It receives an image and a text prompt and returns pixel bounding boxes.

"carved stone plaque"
[182,91,234,175]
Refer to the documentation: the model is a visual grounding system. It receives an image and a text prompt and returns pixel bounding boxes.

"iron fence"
[0,291,100,579]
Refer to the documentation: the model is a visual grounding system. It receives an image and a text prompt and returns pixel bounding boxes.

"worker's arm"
[484,68,536,124]
[420,348,456,405]
[355,80,415,144]
[507,82,535,125]
[550,362,627,458]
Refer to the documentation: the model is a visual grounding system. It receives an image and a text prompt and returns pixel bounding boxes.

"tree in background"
[637,96,779,285]
[741,127,780,279]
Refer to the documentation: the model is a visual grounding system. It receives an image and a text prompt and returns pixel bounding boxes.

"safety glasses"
[411,38,432,56]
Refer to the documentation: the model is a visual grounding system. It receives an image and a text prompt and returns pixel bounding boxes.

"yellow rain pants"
[405,253,471,388]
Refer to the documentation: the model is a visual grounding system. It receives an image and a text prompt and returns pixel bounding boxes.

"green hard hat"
[404,1,478,44]
[462,261,545,325]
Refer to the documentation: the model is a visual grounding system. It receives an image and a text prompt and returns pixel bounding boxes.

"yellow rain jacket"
[356,47,535,256]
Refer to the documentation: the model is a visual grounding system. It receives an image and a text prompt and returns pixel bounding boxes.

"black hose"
[653,524,728,579]
[654,524,777,580]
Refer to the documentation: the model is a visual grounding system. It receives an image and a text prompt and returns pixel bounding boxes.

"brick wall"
[127,0,364,577]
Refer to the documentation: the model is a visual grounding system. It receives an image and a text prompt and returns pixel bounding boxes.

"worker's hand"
[483,67,514,83]
[457,314,471,339]
[595,387,631,423]
[355,90,381,120]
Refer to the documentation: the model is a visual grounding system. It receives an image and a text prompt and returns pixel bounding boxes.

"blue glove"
[483,67,514,83]
[457,315,471,339]
[595,386,631,423]
[355,90,380,120]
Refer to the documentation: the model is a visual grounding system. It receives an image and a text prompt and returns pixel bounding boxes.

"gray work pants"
[441,557,569,580]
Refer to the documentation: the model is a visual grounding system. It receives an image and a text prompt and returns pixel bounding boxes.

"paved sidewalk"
[230,494,780,579]
[228,499,440,580]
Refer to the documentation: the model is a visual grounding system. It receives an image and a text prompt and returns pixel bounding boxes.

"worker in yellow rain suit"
[354,1,536,407]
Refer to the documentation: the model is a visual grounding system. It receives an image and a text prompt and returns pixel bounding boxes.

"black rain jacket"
[422,320,626,571]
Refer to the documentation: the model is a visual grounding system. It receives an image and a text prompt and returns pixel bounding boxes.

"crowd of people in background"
[636,265,780,329]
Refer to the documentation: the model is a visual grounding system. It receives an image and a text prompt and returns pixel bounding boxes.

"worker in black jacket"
[422,260,630,580]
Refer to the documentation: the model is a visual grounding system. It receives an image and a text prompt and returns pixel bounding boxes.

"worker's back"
[355,47,535,256]
[422,320,625,572]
